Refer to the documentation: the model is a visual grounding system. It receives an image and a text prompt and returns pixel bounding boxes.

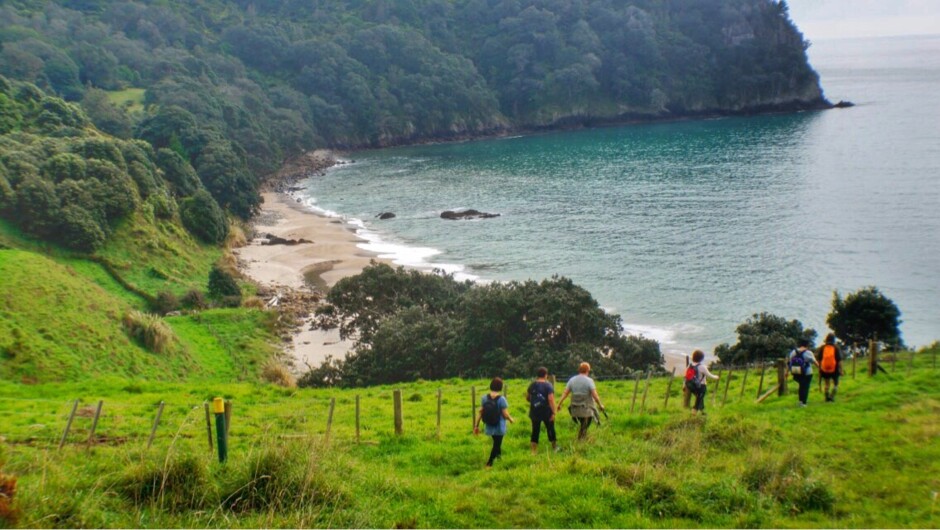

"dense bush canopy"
[827,287,904,351]
[714,312,816,366]
[306,263,662,386]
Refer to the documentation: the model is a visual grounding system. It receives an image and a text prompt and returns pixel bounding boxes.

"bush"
[55,203,106,252]
[152,291,180,315]
[208,263,241,300]
[180,189,228,244]
[262,360,296,387]
[180,289,208,310]
[714,313,816,366]
[122,310,178,354]
[827,287,904,351]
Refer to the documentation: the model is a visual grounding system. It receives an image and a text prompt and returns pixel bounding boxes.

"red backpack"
[684,364,703,393]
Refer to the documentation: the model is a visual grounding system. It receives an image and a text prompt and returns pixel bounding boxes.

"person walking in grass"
[817,333,843,402]
[556,362,605,440]
[687,349,719,416]
[526,367,558,453]
[473,377,515,467]
[788,338,820,407]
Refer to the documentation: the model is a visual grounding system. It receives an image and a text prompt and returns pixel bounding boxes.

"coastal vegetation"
[2,0,827,224]
[306,263,662,386]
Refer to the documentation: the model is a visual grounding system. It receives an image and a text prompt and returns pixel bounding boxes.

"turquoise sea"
[298,35,940,359]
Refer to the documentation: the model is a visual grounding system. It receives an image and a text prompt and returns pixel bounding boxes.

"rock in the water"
[377,212,396,220]
[833,100,855,108]
[440,209,500,220]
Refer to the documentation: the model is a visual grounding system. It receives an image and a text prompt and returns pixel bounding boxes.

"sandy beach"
[235,190,386,371]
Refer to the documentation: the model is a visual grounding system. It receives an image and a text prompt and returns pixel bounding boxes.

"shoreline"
[235,183,390,371]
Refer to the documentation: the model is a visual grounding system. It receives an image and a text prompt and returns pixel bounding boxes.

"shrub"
[122,310,178,354]
[42,152,87,182]
[827,287,904,351]
[180,189,228,244]
[152,291,180,315]
[155,148,201,197]
[0,471,19,527]
[148,192,177,220]
[180,289,208,310]
[741,452,834,514]
[714,312,816,366]
[208,263,241,300]
[55,203,106,252]
[261,361,296,387]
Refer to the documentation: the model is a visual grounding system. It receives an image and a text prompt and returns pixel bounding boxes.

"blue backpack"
[528,382,548,410]
[789,350,808,375]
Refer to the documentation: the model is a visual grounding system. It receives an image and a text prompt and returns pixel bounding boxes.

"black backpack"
[684,364,703,394]
[481,395,502,426]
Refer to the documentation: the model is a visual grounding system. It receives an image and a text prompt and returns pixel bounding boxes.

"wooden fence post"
[721,370,733,407]
[852,352,857,379]
[713,369,723,405]
[776,360,787,397]
[393,389,403,436]
[869,339,877,376]
[355,395,361,444]
[739,367,749,397]
[204,402,213,451]
[663,367,677,408]
[147,401,165,450]
[639,370,652,413]
[471,386,477,430]
[549,375,557,388]
[630,373,641,413]
[212,397,226,463]
[223,401,232,440]
[436,388,442,439]
[325,397,335,442]
[756,363,766,399]
[58,399,80,451]
[87,400,104,445]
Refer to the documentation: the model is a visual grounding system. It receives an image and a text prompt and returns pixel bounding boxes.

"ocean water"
[297,35,940,357]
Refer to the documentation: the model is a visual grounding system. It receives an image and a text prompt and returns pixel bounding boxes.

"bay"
[298,34,940,357]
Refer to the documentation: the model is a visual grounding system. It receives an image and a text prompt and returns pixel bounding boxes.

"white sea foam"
[294,192,480,282]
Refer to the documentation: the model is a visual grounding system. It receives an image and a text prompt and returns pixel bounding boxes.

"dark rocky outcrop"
[262,233,313,246]
[440,209,500,220]
[377,212,396,220]
[833,100,855,108]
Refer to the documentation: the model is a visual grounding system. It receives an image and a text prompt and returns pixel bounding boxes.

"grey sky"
[786,0,940,40]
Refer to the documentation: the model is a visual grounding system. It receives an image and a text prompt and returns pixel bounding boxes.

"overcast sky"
[785,0,940,40]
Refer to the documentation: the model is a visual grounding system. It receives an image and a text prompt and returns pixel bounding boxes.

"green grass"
[105,88,146,114]
[1,350,938,528]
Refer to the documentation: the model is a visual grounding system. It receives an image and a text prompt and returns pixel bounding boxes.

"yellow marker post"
[213,397,227,463]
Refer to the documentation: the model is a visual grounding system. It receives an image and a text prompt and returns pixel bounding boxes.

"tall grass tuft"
[261,360,296,388]
[119,454,214,512]
[122,310,179,354]
[742,451,835,514]
[220,443,348,514]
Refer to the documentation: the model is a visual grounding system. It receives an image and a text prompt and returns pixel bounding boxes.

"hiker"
[556,362,605,440]
[788,338,820,407]
[526,367,558,453]
[473,377,515,467]
[686,349,719,416]
[818,333,843,402]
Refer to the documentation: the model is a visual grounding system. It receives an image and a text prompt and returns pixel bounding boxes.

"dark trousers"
[487,435,503,466]
[577,417,593,439]
[693,386,707,411]
[795,374,813,404]
[530,414,556,444]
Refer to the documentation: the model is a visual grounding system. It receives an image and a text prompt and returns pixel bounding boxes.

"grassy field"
[1,350,937,528]
[104,88,146,114]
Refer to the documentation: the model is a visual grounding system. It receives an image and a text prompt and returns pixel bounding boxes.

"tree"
[827,287,903,351]
[180,189,228,244]
[81,88,133,138]
[714,312,816,366]
[207,263,241,301]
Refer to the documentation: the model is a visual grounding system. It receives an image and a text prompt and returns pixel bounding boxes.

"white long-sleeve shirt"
[694,363,720,385]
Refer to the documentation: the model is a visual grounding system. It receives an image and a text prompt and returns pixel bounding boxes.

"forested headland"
[2,0,827,229]
[0,0,831,384]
